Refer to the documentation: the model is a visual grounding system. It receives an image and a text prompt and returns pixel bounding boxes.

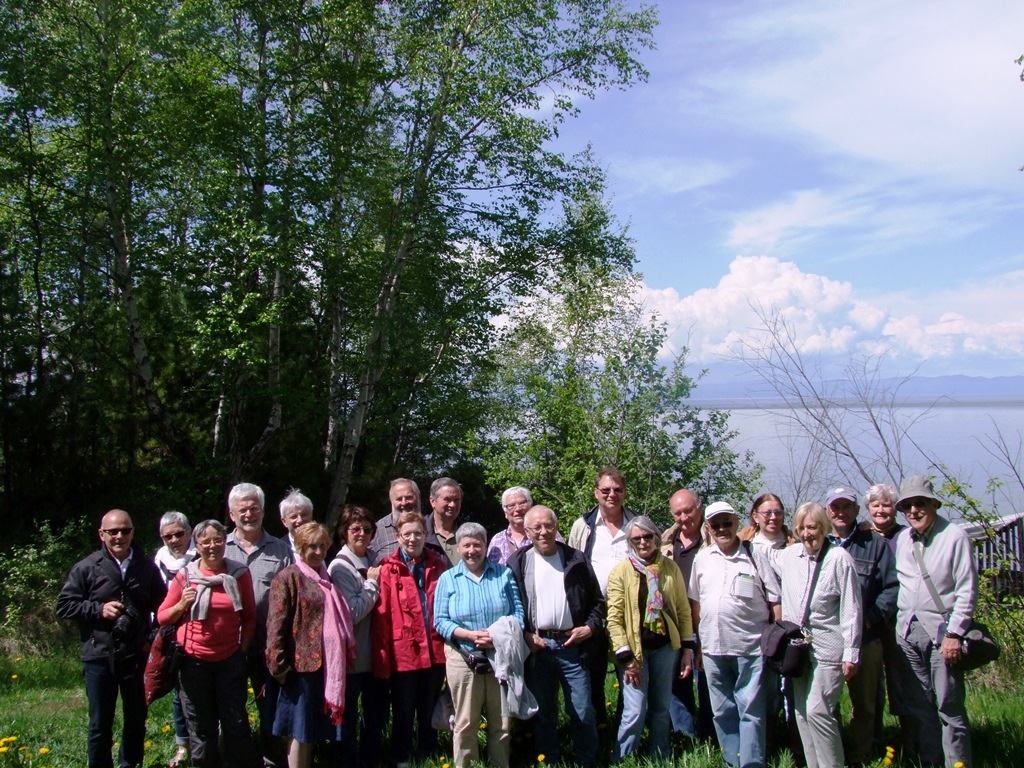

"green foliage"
[479,229,761,529]
[0,0,661,528]
[0,519,90,653]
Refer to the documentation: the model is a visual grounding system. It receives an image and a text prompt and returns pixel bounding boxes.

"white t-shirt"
[590,514,630,595]
[533,552,572,631]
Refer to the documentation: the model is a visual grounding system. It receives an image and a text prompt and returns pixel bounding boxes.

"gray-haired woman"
[155,511,195,768]
[157,520,260,768]
[433,522,525,768]
[607,516,694,761]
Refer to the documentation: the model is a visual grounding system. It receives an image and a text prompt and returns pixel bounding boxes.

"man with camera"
[56,509,166,768]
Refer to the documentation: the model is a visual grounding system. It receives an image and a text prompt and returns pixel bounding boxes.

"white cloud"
[715,0,1024,189]
[611,156,737,197]
[640,256,1024,374]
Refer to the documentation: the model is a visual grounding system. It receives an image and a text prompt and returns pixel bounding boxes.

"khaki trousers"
[445,645,510,768]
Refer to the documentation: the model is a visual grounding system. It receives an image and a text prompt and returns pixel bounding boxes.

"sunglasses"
[102,527,133,537]
[629,533,655,545]
[710,520,735,531]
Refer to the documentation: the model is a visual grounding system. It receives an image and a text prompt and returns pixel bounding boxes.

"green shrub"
[0,518,91,655]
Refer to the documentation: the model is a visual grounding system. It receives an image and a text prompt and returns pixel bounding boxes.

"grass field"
[0,652,1021,767]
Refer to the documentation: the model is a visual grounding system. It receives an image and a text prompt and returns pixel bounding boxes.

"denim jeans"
[178,650,259,768]
[83,660,147,768]
[527,638,598,767]
[703,654,766,768]
[172,687,189,746]
[614,644,675,761]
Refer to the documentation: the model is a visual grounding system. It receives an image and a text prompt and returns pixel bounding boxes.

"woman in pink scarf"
[266,522,356,768]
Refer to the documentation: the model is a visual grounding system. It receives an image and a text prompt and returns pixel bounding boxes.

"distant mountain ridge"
[689,375,1024,408]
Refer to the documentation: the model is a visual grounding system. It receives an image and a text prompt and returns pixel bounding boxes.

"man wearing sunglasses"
[56,510,167,768]
[893,475,977,768]
[568,466,638,733]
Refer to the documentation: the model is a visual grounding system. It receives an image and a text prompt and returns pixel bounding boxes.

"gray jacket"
[486,615,538,720]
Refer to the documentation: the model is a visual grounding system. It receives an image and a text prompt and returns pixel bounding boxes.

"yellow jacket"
[607,554,693,664]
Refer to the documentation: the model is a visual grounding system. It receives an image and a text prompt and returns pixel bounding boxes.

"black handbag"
[760,541,829,678]
[960,620,1000,671]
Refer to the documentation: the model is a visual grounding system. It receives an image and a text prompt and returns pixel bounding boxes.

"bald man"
[662,489,716,743]
[57,510,167,768]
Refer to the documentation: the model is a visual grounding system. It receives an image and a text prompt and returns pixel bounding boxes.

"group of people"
[56,469,978,768]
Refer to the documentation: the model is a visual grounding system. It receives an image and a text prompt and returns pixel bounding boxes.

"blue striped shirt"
[434,559,524,651]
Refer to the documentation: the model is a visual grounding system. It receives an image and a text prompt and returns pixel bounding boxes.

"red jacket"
[372,547,448,677]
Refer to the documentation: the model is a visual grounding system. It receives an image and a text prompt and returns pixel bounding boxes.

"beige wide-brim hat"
[896,475,942,509]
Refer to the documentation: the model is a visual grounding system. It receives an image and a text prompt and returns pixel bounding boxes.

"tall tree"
[479,208,761,527]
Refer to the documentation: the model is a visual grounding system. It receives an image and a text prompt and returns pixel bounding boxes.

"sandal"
[168,746,189,768]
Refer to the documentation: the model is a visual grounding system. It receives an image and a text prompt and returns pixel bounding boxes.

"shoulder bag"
[910,536,999,672]
[760,541,829,678]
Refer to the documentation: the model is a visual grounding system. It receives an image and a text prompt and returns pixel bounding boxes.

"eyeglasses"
[597,486,624,496]
[101,527,133,537]
[399,530,425,540]
[710,520,735,531]
[348,525,373,534]
[504,500,530,510]
[758,509,784,518]
[161,530,187,541]
[526,524,557,534]
[629,533,655,545]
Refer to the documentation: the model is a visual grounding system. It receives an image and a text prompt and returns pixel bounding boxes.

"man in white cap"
[689,501,780,768]
[893,475,977,768]
[825,486,898,763]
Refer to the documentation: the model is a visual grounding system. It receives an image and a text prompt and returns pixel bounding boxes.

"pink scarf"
[296,559,356,724]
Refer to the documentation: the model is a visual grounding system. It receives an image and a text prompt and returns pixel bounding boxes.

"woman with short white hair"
[434,522,524,768]
[772,503,862,768]
[155,511,195,768]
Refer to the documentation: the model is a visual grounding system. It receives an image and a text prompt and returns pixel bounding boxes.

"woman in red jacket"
[372,511,449,767]
[158,519,259,768]
[266,522,356,768]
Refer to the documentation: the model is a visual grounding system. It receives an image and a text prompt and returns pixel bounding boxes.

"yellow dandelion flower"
[25,753,34,759]
[10,675,16,680]
[14,658,20,662]
[442,763,450,768]
[606,701,612,707]
[145,741,152,749]
[612,682,619,688]
[162,725,171,733]
[249,716,256,723]
[38,747,50,755]
[479,722,487,730]
[538,755,546,763]
[955,763,964,768]
[19,746,27,751]
[0,748,7,754]
[884,759,893,766]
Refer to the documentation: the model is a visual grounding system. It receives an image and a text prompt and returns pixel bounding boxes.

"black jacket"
[56,544,167,665]
[834,527,898,643]
[507,541,606,657]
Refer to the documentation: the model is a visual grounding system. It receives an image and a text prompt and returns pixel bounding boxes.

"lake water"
[717,402,1024,518]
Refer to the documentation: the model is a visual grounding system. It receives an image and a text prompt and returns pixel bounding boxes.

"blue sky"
[553,0,1024,380]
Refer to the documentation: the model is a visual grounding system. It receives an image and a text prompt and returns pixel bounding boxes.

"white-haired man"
[508,505,604,768]
[369,477,422,560]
